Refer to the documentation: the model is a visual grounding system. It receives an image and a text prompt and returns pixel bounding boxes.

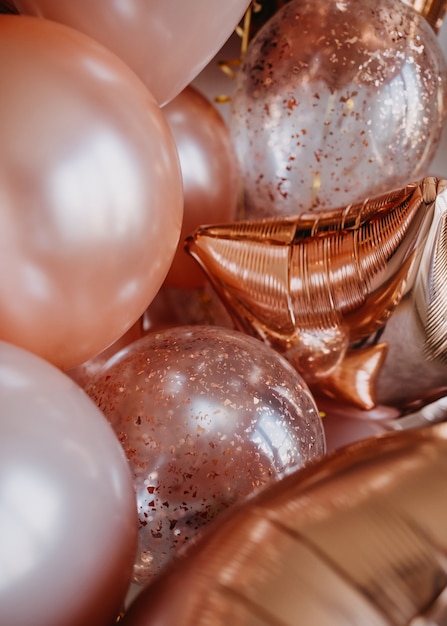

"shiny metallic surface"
[186,177,447,417]
[122,424,447,625]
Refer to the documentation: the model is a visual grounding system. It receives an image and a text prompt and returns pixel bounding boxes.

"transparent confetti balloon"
[87,325,325,584]
[230,0,447,216]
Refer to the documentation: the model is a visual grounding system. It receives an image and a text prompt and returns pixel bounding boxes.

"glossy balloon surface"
[186,177,447,418]
[13,0,251,105]
[121,424,447,626]
[87,325,325,584]
[0,341,137,626]
[231,0,447,216]
[0,16,183,370]
[163,86,240,289]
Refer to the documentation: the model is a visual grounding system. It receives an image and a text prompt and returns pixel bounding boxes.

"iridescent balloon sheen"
[230,0,447,216]
[87,325,325,584]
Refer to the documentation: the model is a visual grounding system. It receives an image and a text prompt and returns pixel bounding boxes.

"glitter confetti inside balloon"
[87,325,325,584]
[186,177,447,418]
[121,423,447,626]
[230,0,447,217]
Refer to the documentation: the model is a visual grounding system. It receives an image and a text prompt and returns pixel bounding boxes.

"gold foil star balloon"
[186,177,447,417]
[230,0,447,217]
[121,423,447,626]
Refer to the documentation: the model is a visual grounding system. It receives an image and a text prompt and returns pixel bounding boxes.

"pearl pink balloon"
[0,16,183,370]
[13,0,251,106]
[0,340,137,626]
[230,0,447,216]
[162,86,240,289]
[87,325,325,585]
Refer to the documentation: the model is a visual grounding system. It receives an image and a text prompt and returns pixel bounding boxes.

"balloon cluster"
[2,0,447,625]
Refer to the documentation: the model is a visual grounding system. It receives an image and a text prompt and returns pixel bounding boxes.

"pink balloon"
[0,340,137,626]
[87,325,325,584]
[162,86,240,289]
[13,0,251,105]
[0,15,183,370]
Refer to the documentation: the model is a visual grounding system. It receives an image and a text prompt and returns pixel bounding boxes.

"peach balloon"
[0,15,183,370]
[162,86,240,289]
[12,0,251,105]
[0,340,137,626]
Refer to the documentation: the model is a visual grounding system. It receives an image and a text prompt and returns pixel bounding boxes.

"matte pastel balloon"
[0,341,137,626]
[87,325,325,584]
[230,0,447,216]
[0,15,183,370]
[162,86,240,289]
[13,0,251,105]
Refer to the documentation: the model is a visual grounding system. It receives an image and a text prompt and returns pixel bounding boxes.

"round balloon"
[120,424,447,626]
[162,86,240,289]
[12,0,251,105]
[0,340,137,626]
[230,0,447,216]
[87,325,326,584]
[0,15,183,370]
[67,317,147,389]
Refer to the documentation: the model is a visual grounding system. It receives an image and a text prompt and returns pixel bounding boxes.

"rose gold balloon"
[0,340,137,626]
[0,1,17,12]
[121,424,447,625]
[0,15,183,370]
[186,177,447,421]
[162,86,240,289]
[87,325,325,585]
[13,0,251,105]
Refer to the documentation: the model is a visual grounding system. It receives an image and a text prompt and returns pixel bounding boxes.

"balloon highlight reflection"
[230,0,447,216]
[122,424,447,626]
[0,341,137,626]
[13,0,251,105]
[0,15,183,370]
[87,325,325,584]
[186,177,447,419]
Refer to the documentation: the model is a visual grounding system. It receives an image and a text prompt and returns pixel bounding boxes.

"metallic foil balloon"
[12,0,251,106]
[230,0,447,217]
[121,423,447,626]
[186,177,447,419]
[0,16,183,370]
[87,325,325,584]
[162,86,240,289]
[0,341,137,626]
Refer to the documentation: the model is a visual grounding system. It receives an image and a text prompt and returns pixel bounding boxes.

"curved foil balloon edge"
[185,177,447,418]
